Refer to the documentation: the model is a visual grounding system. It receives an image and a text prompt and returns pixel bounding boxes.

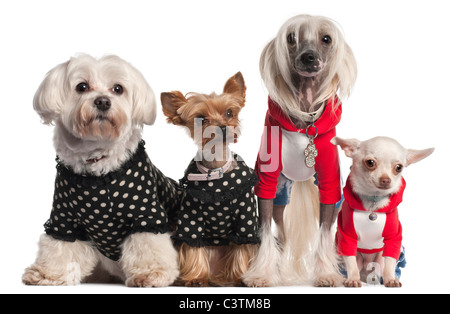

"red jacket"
[336,178,406,260]
[254,97,342,205]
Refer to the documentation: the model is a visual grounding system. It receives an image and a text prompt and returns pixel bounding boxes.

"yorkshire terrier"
[161,72,260,286]
[22,54,180,287]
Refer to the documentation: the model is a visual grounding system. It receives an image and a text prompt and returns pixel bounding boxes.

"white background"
[1,0,449,294]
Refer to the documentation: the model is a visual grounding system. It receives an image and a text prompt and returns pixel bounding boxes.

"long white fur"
[253,15,356,287]
[242,223,283,287]
[281,179,319,284]
[33,54,157,176]
[23,54,179,287]
[309,226,345,287]
[260,15,357,121]
[23,234,99,285]
[121,233,180,287]
[280,180,344,286]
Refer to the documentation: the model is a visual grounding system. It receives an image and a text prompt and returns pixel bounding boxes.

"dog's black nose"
[300,51,317,65]
[94,97,111,112]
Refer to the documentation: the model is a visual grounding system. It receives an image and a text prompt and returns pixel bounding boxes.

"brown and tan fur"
[161,72,257,286]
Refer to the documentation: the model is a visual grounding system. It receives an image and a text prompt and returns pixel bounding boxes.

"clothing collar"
[267,96,342,136]
[343,177,406,214]
[188,159,234,181]
[55,141,147,187]
[295,101,326,124]
[180,153,259,204]
[182,153,255,186]
[187,150,234,181]
[358,194,389,203]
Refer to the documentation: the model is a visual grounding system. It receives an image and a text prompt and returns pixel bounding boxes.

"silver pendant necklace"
[304,114,319,169]
[302,102,326,169]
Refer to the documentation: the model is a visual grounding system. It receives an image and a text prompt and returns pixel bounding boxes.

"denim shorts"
[273,173,295,206]
[273,173,344,209]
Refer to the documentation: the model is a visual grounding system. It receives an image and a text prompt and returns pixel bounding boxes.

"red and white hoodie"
[254,97,342,205]
[336,177,406,260]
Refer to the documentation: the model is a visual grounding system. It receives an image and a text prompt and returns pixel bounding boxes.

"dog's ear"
[125,61,157,126]
[335,42,358,100]
[406,147,435,166]
[33,60,70,125]
[260,38,277,84]
[331,137,361,158]
[223,72,246,105]
[161,91,187,125]
[132,80,157,126]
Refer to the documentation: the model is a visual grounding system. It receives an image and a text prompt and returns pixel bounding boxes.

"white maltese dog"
[22,54,180,287]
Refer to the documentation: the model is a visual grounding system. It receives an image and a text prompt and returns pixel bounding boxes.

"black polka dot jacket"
[174,154,260,247]
[44,141,179,261]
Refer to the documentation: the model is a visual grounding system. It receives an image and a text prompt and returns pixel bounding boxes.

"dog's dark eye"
[112,84,124,95]
[225,109,233,118]
[322,35,332,45]
[287,33,297,46]
[76,82,90,93]
[365,159,376,169]
[394,164,403,174]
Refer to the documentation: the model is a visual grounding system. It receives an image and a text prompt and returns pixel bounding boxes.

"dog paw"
[126,271,176,288]
[315,274,345,287]
[384,278,402,288]
[185,279,210,287]
[242,274,275,287]
[242,278,269,287]
[344,279,362,288]
[315,278,334,287]
[22,267,67,286]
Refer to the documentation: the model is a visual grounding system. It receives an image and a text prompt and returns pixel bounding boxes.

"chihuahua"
[161,72,259,286]
[332,136,434,287]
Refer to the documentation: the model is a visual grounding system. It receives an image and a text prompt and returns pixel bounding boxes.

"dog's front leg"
[23,234,98,286]
[383,257,402,287]
[258,198,275,227]
[343,256,362,287]
[319,203,338,230]
[273,204,287,244]
[121,232,179,287]
[242,198,282,287]
[313,203,343,287]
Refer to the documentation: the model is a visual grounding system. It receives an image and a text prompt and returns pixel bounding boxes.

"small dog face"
[332,136,434,195]
[286,18,335,77]
[260,15,357,119]
[161,72,246,149]
[34,54,156,141]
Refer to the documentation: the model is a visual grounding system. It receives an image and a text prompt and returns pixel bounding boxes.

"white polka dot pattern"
[44,142,179,261]
[173,154,260,247]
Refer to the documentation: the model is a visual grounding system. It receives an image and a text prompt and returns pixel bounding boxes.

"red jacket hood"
[267,96,342,136]
[343,177,406,214]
